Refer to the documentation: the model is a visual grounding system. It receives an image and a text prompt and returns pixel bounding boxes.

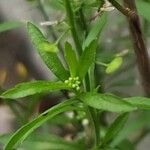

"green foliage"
[124,97,150,110]
[27,22,69,81]
[102,113,129,146]
[64,42,78,77]
[79,92,137,112]
[1,0,150,149]
[0,81,70,99]
[111,111,150,147]
[136,0,150,22]
[21,139,84,150]
[83,13,107,48]
[4,99,79,150]
[77,40,97,80]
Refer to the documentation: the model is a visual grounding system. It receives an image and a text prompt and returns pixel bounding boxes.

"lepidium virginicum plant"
[1,0,150,150]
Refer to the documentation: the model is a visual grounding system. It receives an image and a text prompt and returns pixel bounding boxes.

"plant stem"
[95,61,108,67]
[108,0,136,18]
[64,1,100,148]
[38,0,58,42]
[64,0,82,56]
[108,0,150,96]
[123,0,150,96]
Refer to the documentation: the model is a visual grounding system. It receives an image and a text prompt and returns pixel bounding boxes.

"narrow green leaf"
[83,13,107,48]
[4,99,79,150]
[124,97,150,110]
[102,113,129,146]
[64,42,78,77]
[0,81,70,99]
[78,40,97,80]
[136,1,150,22]
[22,133,84,150]
[0,21,22,33]
[22,140,83,150]
[106,57,123,74]
[111,111,150,147]
[79,92,137,112]
[27,22,69,81]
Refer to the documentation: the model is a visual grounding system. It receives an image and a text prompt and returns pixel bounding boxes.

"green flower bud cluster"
[64,77,81,91]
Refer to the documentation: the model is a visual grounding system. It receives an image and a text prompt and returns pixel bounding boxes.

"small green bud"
[72,84,76,88]
[64,80,69,84]
[69,77,72,81]
[106,57,123,74]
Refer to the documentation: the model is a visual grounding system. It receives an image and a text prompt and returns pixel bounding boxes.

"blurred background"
[0,0,150,149]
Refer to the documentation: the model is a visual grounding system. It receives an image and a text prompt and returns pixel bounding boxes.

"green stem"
[38,0,58,42]
[64,0,100,148]
[95,61,108,67]
[85,67,100,149]
[64,0,82,56]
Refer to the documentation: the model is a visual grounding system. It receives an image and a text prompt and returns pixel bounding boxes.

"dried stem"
[123,0,150,96]
[108,0,150,96]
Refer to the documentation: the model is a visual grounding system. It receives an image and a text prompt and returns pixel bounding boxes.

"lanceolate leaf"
[0,81,70,99]
[4,99,80,150]
[27,22,69,81]
[124,97,150,110]
[111,111,150,147]
[78,40,97,80]
[83,13,107,49]
[102,113,129,146]
[64,42,78,77]
[79,92,137,112]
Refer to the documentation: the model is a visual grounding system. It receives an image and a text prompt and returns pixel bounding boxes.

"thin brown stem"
[123,0,150,96]
[108,0,136,18]
[108,0,150,96]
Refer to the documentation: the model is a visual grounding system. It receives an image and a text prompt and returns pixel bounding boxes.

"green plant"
[1,0,150,150]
